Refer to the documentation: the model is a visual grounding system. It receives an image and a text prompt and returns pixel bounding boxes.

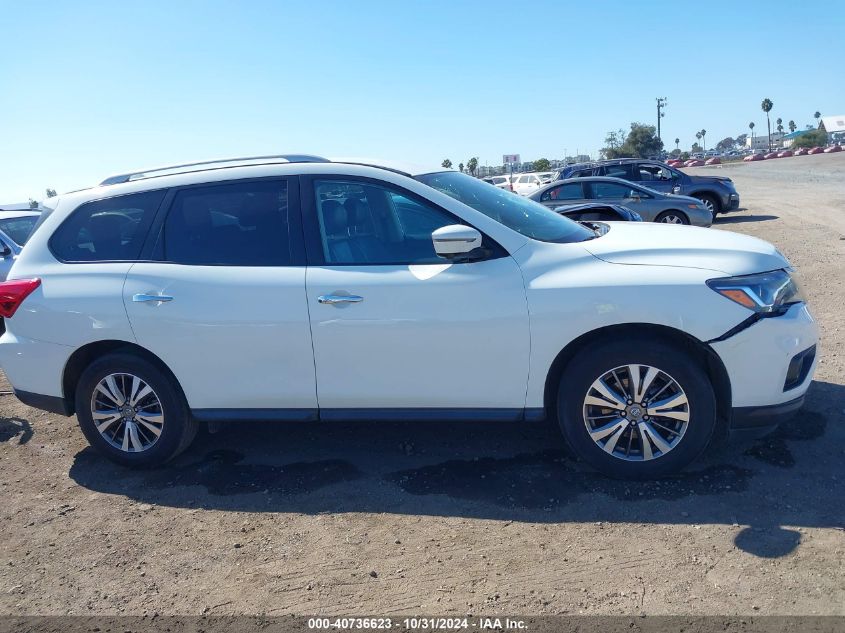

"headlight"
[706,269,805,314]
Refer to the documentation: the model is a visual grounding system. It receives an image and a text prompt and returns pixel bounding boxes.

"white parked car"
[0,210,41,282]
[0,155,818,477]
[512,172,546,196]
[482,175,513,191]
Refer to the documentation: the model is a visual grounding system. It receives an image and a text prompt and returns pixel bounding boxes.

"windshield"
[416,172,595,243]
[0,215,39,246]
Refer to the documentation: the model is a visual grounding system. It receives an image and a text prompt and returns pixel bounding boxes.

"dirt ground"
[1,154,843,617]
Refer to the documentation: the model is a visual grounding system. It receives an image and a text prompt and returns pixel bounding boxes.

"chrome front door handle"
[133,293,174,303]
[317,294,364,305]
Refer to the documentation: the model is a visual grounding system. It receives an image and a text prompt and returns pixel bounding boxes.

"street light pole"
[656,97,667,142]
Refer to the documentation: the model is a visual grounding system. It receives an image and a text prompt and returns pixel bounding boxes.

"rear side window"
[50,190,165,262]
[160,180,291,266]
[540,182,584,202]
[0,216,39,246]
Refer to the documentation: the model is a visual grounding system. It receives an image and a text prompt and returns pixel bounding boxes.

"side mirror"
[629,191,641,201]
[0,245,11,258]
[672,185,681,194]
[432,225,482,260]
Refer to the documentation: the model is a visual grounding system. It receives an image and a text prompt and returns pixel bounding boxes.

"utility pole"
[656,97,667,142]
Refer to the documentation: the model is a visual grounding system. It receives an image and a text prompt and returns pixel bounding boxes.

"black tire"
[556,336,716,479]
[75,353,196,467]
[695,194,720,222]
[654,210,690,225]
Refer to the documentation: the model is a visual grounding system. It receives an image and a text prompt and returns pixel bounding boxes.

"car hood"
[687,174,733,186]
[582,222,789,275]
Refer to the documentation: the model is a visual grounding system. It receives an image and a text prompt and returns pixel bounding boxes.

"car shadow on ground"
[0,415,33,445]
[67,380,844,558]
[715,214,779,224]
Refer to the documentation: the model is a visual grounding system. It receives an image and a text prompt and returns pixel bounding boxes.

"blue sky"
[2,0,843,201]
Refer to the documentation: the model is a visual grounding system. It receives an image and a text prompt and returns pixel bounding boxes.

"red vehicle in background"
[764,152,779,159]
[705,157,721,165]
[743,153,764,162]
[808,147,824,154]
[684,159,704,167]
[793,147,809,156]
[777,150,793,158]
[823,145,842,153]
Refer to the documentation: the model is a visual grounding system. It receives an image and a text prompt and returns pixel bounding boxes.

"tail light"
[0,278,41,318]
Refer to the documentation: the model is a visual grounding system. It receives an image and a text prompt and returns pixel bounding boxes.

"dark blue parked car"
[553,158,740,218]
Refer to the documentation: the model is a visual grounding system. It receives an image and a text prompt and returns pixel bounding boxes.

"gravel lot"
[1,153,843,617]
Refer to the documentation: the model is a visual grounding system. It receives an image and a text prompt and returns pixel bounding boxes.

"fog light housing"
[784,345,816,391]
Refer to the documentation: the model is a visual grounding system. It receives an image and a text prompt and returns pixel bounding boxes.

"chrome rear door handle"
[317,294,364,305]
[133,293,174,303]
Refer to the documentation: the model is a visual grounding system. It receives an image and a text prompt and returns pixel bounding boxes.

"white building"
[744,131,784,150]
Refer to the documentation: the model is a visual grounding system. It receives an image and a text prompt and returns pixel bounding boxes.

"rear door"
[123,178,317,416]
[634,163,674,194]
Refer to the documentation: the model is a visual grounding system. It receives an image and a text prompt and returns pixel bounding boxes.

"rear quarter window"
[49,190,165,262]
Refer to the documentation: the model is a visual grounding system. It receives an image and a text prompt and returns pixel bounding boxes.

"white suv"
[0,155,818,477]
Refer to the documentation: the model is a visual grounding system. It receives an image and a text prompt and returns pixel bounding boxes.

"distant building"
[818,115,845,143]
[782,130,813,148]
[744,132,784,150]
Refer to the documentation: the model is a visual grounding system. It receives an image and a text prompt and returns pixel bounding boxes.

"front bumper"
[709,302,818,410]
[725,192,740,211]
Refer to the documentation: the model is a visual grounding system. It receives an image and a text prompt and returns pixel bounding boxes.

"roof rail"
[99,154,330,186]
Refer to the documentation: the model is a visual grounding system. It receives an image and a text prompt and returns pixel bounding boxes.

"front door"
[302,176,531,417]
[123,178,317,416]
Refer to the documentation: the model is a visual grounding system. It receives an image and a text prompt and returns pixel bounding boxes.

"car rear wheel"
[556,337,717,479]
[655,211,689,225]
[75,353,197,467]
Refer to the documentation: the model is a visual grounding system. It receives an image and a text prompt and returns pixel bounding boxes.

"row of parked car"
[743,145,842,162]
[483,158,741,226]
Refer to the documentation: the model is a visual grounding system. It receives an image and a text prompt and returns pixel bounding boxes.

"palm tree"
[814,111,821,121]
[749,121,755,143]
[458,162,464,173]
[700,129,707,151]
[761,98,774,151]
[441,159,452,169]
[674,137,680,150]
[789,120,796,133]
[776,118,783,137]
[695,131,702,152]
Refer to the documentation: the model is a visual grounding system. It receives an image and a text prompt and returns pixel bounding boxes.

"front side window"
[0,215,39,246]
[591,182,637,199]
[541,182,584,202]
[161,180,291,266]
[416,171,595,244]
[50,190,165,262]
[314,180,460,265]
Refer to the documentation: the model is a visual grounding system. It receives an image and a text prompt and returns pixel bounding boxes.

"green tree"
[692,142,702,153]
[736,133,748,148]
[441,159,452,169]
[716,137,736,152]
[28,198,39,209]
[776,117,783,135]
[749,121,755,140]
[45,188,57,198]
[790,129,827,149]
[788,120,796,133]
[533,158,551,172]
[458,162,464,173]
[466,157,479,176]
[674,137,680,150]
[761,98,774,150]
[814,111,821,122]
[603,122,662,158]
[700,129,707,151]
[695,131,702,149]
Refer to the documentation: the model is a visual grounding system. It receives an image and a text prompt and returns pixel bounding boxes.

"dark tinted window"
[0,215,39,246]
[161,180,291,266]
[50,190,164,262]
[571,168,593,178]
[540,182,584,202]
[602,164,634,179]
[315,180,458,265]
[591,182,636,199]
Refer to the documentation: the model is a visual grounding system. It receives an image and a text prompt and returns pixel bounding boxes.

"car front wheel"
[655,211,690,225]
[75,353,197,467]
[557,337,717,478]
[695,194,719,222]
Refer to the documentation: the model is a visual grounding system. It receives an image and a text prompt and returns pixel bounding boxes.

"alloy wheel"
[582,364,690,461]
[90,373,164,453]
[659,214,684,224]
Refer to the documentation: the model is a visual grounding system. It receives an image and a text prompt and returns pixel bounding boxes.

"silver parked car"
[529,177,713,226]
[0,211,41,281]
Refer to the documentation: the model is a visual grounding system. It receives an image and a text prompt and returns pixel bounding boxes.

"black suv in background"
[554,159,740,218]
